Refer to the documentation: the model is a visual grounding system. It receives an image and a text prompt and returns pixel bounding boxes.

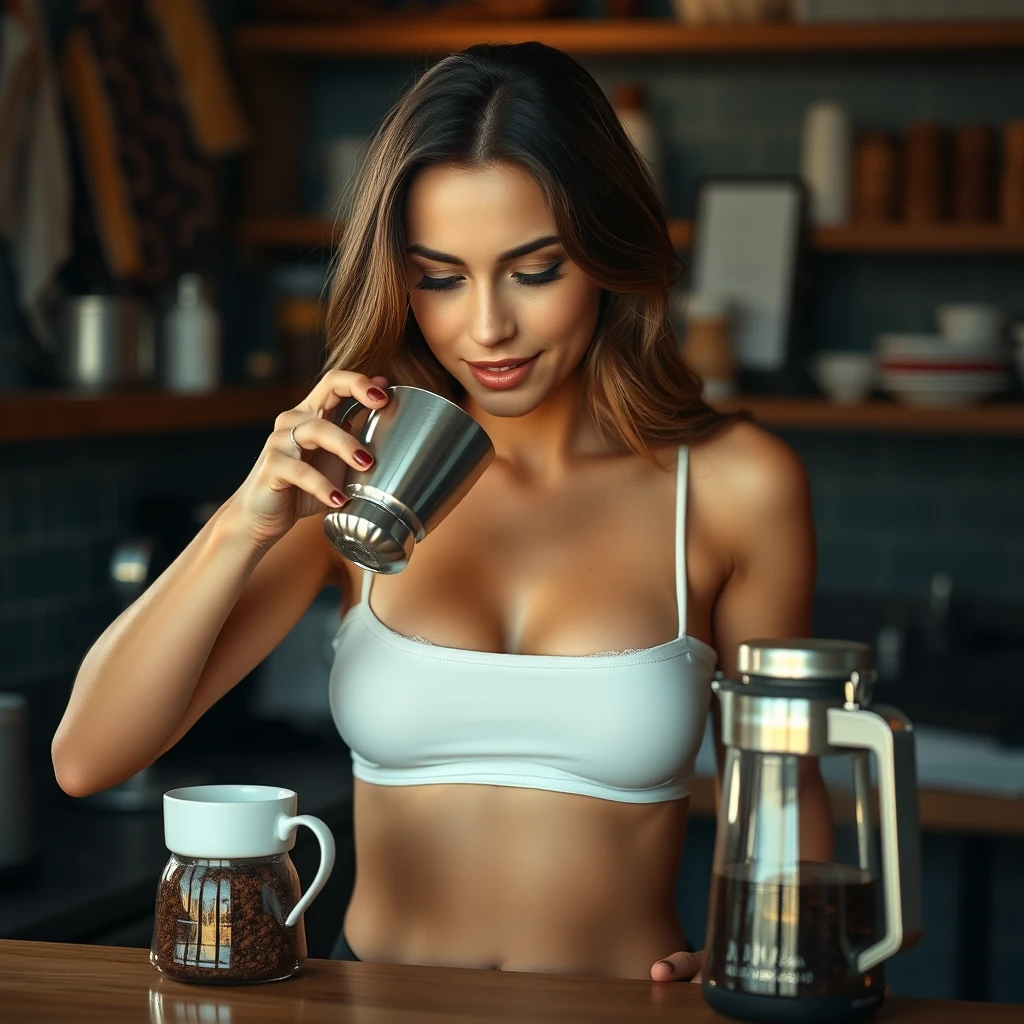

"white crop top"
[328,445,718,804]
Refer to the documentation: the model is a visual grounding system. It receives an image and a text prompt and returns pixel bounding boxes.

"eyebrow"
[405,234,561,266]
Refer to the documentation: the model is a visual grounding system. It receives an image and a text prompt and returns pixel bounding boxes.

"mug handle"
[275,814,337,928]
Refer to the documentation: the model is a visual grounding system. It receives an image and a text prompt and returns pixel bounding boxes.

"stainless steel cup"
[323,385,494,574]
[57,295,155,390]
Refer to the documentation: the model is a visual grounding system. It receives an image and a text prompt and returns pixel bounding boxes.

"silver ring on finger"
[289,424,306,453]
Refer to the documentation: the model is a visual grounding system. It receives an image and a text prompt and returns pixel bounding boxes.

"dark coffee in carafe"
[705,643,923,1024]
[706,862,884,1003]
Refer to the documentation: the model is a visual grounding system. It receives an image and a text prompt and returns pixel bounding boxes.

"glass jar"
[149,785,335,985]
[150,852,307,985]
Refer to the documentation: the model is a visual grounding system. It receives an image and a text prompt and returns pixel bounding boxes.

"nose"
[467,281,515,348]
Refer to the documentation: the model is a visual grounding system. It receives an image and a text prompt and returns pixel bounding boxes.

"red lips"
[466,356,535,368]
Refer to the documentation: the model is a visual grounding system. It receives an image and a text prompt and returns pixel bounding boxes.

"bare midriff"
[342,779,692,979]
[332,440,730,979]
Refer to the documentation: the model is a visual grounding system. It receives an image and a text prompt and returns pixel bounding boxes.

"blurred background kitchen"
[1,0,1022,1005]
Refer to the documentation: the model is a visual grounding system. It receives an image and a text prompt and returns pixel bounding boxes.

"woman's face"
[404,161,602,416]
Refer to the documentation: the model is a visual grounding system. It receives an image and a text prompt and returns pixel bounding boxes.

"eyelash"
[415,262,565,292]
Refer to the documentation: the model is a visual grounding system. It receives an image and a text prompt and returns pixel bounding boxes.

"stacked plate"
[876,333,1011,408]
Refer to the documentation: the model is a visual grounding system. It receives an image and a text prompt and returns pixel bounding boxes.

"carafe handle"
[275,814,337,928]
[826,703,923,973]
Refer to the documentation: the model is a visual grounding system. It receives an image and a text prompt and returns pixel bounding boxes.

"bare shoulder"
[693,417,809,501]
[689,418,814,561]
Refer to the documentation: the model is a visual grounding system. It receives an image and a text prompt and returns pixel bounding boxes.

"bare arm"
[650,424,830,983]
[51,510,340,797]
[51,369,388,798]
[709,424,834,861]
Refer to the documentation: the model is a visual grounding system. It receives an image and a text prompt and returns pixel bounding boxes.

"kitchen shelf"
[687,777,1024,837]
[234,19,1024,57]
[813,223,1024,253]
[716,396,1024,434]
[4,389,1024,442]
[239,216,1024,254]
[0,386,310,442]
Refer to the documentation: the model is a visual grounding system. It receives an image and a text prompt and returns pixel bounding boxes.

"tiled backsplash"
[1,423,1021,688]
[0,430,267,686]
[786,429,1024,600]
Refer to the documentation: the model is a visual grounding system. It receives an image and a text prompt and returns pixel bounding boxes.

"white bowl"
[936,304,1005,347]
[809,352,877,404]
[876,333,1008,368]
[880,368,1010,407]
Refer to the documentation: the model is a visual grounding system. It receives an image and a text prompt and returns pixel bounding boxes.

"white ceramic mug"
[936,304,1005,347]
[162,785,335,928]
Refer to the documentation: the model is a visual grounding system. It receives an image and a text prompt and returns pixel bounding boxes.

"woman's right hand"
[227,369,391,552]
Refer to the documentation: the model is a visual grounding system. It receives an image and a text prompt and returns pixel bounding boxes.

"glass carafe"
[703,639,922,1024]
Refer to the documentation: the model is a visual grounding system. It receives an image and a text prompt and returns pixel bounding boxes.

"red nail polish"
[329,490,346,507]
[367,387,388,402]
[353,449,373,468]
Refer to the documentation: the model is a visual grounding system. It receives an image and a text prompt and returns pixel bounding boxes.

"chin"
[464,383,548,417]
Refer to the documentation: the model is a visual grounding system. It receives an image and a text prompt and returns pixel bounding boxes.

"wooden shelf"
[239,216,1024,254]
[4,390,1024,442]
[687,776,1024,837]
[0,386,310,442]
[813,223,1024,252]
[235,19,1024,57]
[716,396,1024,434]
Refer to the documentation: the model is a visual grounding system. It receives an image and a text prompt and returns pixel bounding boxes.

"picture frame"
[688,177,808,387]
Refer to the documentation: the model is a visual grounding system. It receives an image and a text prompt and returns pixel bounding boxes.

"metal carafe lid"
[739,638,874,679]
[729,638,877,700]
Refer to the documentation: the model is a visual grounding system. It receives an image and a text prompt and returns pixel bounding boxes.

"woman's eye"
[414,262,565,292]
[415,274,463,292]
[513,262,565,287]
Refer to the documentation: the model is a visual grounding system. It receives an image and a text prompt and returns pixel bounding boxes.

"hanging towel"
[61,0,249,286]
[0,0,73,343]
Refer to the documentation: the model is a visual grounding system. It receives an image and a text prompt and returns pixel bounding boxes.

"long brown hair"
[323,41,751,461]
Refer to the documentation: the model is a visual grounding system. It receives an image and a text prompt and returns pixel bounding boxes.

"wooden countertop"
[685,777,1024,837]
[2,941,1020,1023]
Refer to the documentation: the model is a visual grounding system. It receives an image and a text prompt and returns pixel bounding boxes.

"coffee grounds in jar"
[151,854,307,984]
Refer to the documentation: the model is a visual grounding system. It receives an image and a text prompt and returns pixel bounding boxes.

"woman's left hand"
[650,949,705,982]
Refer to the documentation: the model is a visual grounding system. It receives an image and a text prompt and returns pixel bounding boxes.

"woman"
[52,41,831,982]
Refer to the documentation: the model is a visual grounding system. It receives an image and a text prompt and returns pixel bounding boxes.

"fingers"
[274,417,376,473]
[263,448,348,510]
[650,949,704,983]
[296,368,391,419]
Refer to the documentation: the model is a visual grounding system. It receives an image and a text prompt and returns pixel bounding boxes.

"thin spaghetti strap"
[360,569,373,604]
[675,445,689,637]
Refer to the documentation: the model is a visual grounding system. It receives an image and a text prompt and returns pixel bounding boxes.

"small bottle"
[680,293,736,402]
[800,101,851,226]
[164,273,220,393]
[613,83,664,203]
